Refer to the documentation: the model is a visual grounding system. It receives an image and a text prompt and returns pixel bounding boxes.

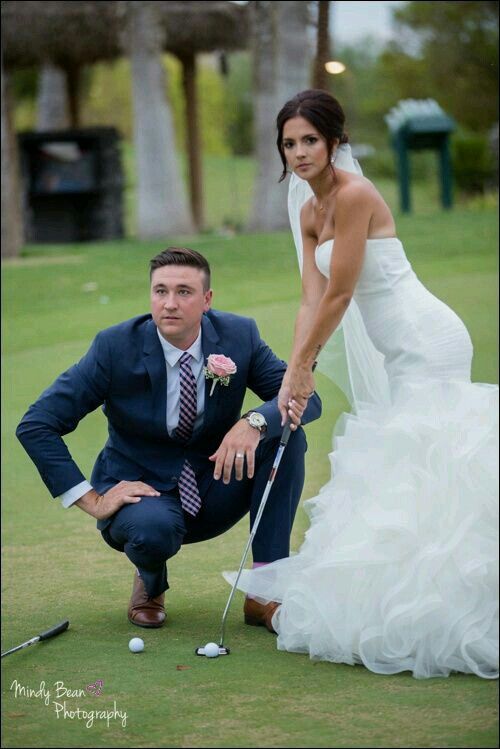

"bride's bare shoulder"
[336,172,382,205]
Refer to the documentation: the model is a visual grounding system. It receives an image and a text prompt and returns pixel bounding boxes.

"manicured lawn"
[1,200,498,747]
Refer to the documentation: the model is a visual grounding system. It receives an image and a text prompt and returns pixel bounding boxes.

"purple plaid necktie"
[176,352,202,516]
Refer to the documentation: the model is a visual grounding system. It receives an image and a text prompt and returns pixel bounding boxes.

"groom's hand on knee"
[209,421,260,484]
[76,481,161,520]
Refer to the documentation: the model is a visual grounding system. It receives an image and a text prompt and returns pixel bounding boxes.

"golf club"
[196,421,293,657]
[1,620,69,658]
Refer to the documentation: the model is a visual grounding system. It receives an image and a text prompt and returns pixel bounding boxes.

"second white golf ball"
[204,642,220,658]
[129,637,145,653]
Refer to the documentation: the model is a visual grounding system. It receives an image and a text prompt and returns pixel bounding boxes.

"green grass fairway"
[1,203,498,747]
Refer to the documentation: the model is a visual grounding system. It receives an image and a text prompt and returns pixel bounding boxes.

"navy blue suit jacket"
[16,310,322,530]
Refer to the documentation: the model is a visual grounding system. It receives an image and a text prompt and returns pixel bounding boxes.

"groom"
[16,247,321,631]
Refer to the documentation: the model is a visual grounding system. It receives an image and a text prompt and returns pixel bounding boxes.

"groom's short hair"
[149,247,211,291]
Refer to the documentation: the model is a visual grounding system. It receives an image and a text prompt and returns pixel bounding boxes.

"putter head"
[195,646,230,657]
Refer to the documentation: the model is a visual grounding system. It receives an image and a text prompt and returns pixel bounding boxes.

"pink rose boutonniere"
[204,354,237,396]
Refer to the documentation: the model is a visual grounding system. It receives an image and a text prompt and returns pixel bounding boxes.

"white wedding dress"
[224,149,499,680]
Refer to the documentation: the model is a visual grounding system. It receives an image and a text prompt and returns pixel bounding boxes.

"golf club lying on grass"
[1,620,70,658]
[196,421,293,657]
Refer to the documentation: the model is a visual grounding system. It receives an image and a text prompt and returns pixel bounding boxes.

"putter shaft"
[1,637,39,658]
[1,620,69,658]
[219,424,292,647]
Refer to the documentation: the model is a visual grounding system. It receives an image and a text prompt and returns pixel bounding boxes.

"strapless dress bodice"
[315,237,415,295]
[315,236,473,385]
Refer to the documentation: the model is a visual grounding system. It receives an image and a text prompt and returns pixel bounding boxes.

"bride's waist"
[354,276,449,311]
[353,289,470,347]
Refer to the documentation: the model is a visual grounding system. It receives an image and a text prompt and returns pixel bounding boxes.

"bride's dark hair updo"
[276,89,349,182]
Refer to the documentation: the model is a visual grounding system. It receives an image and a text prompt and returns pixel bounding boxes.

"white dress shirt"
[158,328,205,436]
[60,327,205,508]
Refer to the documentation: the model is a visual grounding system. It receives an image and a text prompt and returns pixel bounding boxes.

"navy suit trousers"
[101,428,307,597]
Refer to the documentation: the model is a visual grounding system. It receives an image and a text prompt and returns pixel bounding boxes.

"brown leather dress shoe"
[128,571,166,628]
[243,597,280,634]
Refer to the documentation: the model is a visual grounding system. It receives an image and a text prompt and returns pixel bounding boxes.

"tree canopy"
[383,1,498,132]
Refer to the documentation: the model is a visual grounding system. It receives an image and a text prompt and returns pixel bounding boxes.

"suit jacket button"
[172,476,178,482]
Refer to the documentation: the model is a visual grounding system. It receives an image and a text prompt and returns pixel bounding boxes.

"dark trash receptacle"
[18,127,124,243]
[385,100,456,213]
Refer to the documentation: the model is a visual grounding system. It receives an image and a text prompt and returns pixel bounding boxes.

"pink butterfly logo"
[86,680,103,696]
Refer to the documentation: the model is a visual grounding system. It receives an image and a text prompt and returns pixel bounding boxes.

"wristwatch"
[242,411,267,434]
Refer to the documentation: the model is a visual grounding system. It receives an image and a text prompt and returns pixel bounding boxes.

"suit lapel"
[143,319,168,435]
[201,314,223,432]
[143,315,225,439]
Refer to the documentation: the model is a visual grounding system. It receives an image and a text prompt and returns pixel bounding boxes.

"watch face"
[249,412,266,428]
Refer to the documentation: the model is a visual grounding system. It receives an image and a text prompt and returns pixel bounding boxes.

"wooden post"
[65,65,81,129]
[180,52,203,231]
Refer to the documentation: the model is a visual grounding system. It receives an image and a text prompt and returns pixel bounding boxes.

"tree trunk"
[313,0,330,90]
[1,56,24,258]
[276,0,313,104]
[248,1,311,231]
[36,63,70,131]
[179,52,204,232]
[126,1,193,239]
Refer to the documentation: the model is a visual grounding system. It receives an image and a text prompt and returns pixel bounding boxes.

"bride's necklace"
[317,195,332,212]
[316,179,337,213]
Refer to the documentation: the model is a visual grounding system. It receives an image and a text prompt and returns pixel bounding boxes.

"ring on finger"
[235,452,245,459]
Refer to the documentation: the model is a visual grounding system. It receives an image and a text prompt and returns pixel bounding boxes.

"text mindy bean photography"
[9,679,128,728]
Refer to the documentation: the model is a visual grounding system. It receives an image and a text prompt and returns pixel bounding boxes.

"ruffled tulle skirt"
[224,379,499,679]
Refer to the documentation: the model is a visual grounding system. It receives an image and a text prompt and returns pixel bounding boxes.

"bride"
[225,89,498,679]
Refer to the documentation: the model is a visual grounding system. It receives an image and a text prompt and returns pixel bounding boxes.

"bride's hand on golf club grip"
[76,481,161,519]
[209,420,260,483]
[279,372,309,429]
[288,364,315,406]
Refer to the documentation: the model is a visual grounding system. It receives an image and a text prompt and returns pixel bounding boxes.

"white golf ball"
[204,642,220,658]
[128,637,145,653]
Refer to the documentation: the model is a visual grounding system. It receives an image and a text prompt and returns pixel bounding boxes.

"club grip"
[38,620,69,641]
[280,422,292,446]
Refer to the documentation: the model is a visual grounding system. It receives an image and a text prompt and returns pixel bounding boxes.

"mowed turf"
[1,203,498,748]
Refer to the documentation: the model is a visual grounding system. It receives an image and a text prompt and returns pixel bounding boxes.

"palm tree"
[36,63,70,131]
[1,52,24,258]
[126,1,193,238]
[249,1,311,231]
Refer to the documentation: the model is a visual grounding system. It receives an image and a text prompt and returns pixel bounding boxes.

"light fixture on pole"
[325,61,346,75]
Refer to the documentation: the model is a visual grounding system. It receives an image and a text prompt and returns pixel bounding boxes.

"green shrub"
[224,53,254,155]
[362,147,438,182]
[452,131,495,193]
[361,148,397,180]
